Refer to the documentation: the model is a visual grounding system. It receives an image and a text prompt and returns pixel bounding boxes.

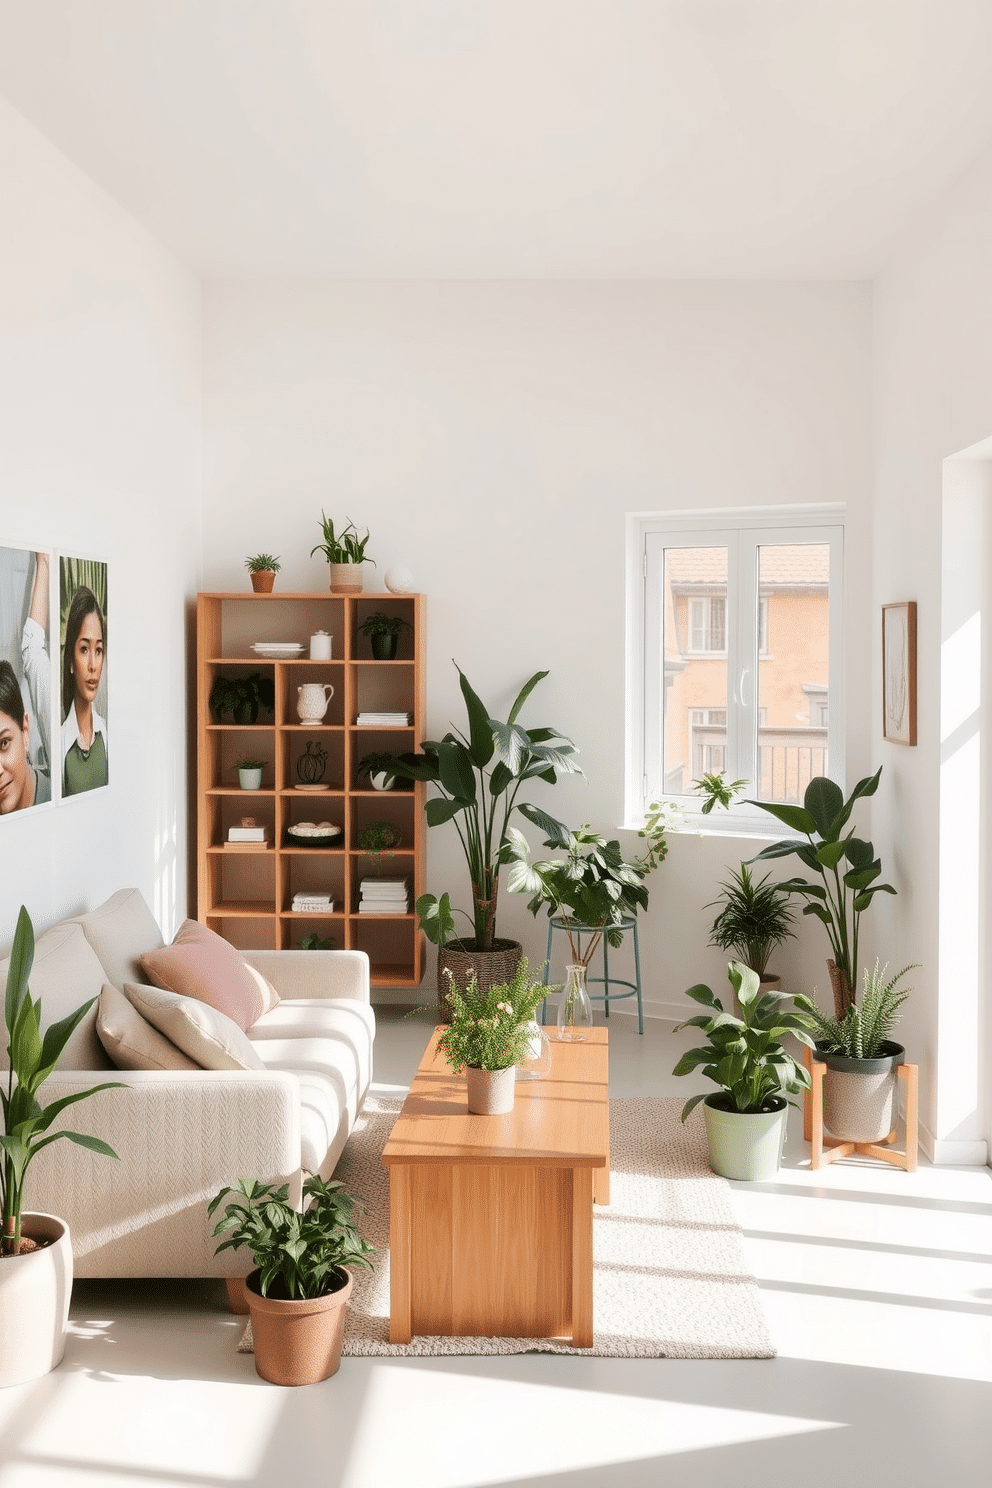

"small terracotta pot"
[245,1266,353,1386]
[250,570,276,593]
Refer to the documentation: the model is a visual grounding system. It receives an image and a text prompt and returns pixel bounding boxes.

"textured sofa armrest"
[242,948,371,1004]
[29,1070,302,1278]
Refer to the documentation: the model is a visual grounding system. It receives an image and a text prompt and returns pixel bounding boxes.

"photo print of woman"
[60,555,108,797]
[0,546,52,814]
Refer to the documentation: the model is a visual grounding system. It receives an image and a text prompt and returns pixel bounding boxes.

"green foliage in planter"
[796,960,917,1060]
[706,863,796,979]
[232,757,265,771]
[356,611,411,639]
[2,906,123,1256]
[672,961,815,1121]
[299,932,337,950]
[209,672,275,725]
[209,1174,373,1301]
[310,513,375,566]
[356,751,396,781]
[244,553,281,573]
[357,821,401,851]
[435,959,550,1074]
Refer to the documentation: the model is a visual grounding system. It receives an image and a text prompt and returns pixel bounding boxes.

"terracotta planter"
[245,1266,353,1386]
[0,1213,73,1388]
[249,570,276,593]
[328,563,363,594]
[466,1064,516,1115]
[436,939,523,1023]
[819,1041,905,1143]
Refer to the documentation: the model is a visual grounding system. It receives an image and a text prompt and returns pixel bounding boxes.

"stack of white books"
[358,877,410,914]
[355,711,412,727]
[292,892,334,913]
[227,825,267,844]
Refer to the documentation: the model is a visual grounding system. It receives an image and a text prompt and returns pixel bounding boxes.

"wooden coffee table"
[382,1025,609,1347]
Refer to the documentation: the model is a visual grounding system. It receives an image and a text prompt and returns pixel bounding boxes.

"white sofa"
[0,889,375,1279]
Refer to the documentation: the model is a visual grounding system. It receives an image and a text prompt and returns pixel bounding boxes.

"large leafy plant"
[2,906,122,1257]
[435,959,550,1073]
[746,769,896,1018]
[797,960,916,1060]
[209,1174,374,1301]
[209,671,275,725]
[388,667,582,950]
[672,961,815,1121]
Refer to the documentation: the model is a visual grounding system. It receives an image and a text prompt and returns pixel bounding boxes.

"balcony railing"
[689,724,828,805]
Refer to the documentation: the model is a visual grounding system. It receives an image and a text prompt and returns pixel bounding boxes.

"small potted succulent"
[356,751,397,791]
[233,757,265,790]
[434,959,549,1115]
[244,553,281,594]
[209,672,275,726]
[705,863,796,989]
[672,960,815,1180]
[209,1174,374,1386]
[310,513,374,593]
[356,611,412,660]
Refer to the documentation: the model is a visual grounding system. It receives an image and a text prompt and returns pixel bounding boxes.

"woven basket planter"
[820,1041,905,1143]
[435,939,523,1023]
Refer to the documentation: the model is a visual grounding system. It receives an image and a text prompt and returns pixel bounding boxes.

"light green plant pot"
[702,1094,787,1181]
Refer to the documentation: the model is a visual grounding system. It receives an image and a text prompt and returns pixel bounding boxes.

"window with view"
[627,510,844,823]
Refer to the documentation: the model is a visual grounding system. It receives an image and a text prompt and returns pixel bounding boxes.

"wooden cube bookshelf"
[195,591,426,989]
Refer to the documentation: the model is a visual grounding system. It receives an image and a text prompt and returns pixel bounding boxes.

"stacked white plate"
[251,641,305,659]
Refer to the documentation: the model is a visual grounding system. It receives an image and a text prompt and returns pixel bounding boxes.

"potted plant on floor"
[209,1173,374,1386]
[745,769,896,1018]
[310,513,374,593]
[244,553,281,594]
[795,961,916,1144]
[1,906,123,1387]
[356,611,412,660]
[672,960,815,1180]
[209,671,275,725]
[233,757,265,790]
[705,863,796,991]
[387,666,582,1018]
[434,959,549,1114]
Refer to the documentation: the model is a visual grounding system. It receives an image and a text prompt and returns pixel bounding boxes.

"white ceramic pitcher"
[297,682,334,721]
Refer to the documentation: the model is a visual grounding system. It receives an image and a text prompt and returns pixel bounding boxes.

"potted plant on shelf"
[672,960,815,1181]
[705,863,796,990]
[357,751,397,791]
[795,960,916,1145]
[244,553,281,594]
[356,821,402,853]
[310,513,374,594]
[356,611,412,661]
[1,906,123,1387]
[299,932,336,950]
[209,671,275,726]
[233,757,265,790]
[387,665,582,1019]
[746,769,896,1018]
[434,960,550,1115]
[209,1174,374,1386]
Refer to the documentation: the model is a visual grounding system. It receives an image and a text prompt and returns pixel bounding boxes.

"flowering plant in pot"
[356,611,411,660]
[1,906,123,1385]
[244,553,281,594]
[672,961,815,1180]
[209,1173,374,1386]
[434,959,550,1114]
[310,513,374,593]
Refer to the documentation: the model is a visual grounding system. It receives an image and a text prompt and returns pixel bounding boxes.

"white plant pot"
[370,772,394,791]
[465,1065,516,1115]
[702,1096,788,1181]
[238,768,263,790]
[0,1213,73,1388]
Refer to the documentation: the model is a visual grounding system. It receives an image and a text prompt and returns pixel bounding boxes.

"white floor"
[1,1007,991,1488]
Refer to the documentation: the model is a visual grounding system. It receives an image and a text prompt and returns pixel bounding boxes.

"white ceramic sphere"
[385,565,414,594]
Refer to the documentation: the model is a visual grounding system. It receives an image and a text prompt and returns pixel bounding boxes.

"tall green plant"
[388,666,582,950]
[1,907,122,1256]
[746,769,896,1018]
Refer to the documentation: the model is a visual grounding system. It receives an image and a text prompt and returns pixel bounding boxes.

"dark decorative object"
[299,932,337,950]
[297,741,328,786]
[357,821,401,852]
[209,672,275,725]
[357,611,412,660]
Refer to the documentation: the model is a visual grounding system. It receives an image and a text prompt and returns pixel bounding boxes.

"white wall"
[203,280,872,1010]
[0,96,201,944]
[873,145,992,1161]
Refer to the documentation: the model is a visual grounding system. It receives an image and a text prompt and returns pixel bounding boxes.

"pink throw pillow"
[139,920,278,1031]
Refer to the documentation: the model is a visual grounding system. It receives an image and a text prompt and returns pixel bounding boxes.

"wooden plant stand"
[803,1046,918,1172]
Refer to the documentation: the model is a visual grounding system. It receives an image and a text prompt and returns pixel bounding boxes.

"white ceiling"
[1,0,992,279]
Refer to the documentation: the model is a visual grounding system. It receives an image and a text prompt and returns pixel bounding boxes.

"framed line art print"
[882,600,917,746]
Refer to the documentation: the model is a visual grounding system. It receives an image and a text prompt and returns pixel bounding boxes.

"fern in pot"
[706,863,796,988]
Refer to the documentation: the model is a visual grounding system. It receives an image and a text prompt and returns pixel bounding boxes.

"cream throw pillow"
[123,982,267,1072]
[96,984,199,1072]
[138,920,279,1031]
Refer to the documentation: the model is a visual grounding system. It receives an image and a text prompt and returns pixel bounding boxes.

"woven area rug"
[239,1093,774,1360]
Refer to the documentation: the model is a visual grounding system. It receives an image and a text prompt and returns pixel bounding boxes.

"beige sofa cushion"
[252,1036,366,1176]
[140,921,278,1031]
[123,982,267,1072]
[74,887,165,991]
[0,921,112,1071]
[96,984,199,1072]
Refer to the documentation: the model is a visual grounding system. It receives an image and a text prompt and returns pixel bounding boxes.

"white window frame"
[624,505,845,833]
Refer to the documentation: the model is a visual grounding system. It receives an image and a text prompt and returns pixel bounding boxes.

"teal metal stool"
[540,915,644,1034]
